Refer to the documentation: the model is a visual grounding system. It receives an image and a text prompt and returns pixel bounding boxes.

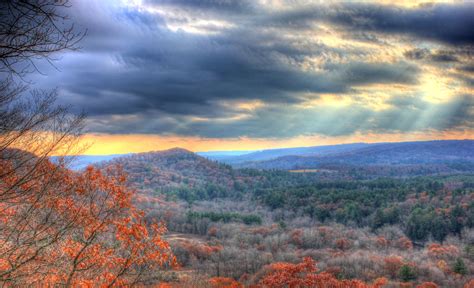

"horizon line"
[56,138,473,157]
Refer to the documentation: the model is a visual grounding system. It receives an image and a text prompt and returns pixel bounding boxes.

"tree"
[384,256,404,278]
[406,208,433,242]
[398,264,417,282]
[0,163,177,286]
[372,208,386,230]
[416,283,438,288]
[258,257,387,288]
[0,1,177,286]
[1,2,87,284]
[209,277,243,288]
[1,0,86,200]
[449,205,466,235]
[431,216,449,242]
[452,258,467,276]
[0,0,85,76]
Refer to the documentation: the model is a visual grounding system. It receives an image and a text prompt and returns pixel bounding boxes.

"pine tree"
[453,258,467,276]
[399,265,417,282]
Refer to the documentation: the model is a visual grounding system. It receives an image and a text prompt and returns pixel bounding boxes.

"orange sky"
[71,130,473,155]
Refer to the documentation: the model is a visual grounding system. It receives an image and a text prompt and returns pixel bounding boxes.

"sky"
[30,0,473,154]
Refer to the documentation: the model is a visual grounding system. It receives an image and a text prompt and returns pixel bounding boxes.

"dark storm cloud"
[458,65,474,74]
[57,54,418,117]
[404,48,459,63]
[335,62,419,85]
[143,0,255,13]
[30,0,473,138]
[42,1,419,117]
[243,3,474,46]
[326,3,474,46]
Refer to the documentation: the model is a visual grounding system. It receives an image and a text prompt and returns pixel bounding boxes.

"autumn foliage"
[384,256,404,278]
[178,239,223,260]
[416,282,439,288]
[0,158,176,286]
[258,257,388,288]
[427,244,459,258]
[209,277,243,288]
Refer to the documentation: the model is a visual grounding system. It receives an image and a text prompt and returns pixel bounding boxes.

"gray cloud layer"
[29,1,473,138]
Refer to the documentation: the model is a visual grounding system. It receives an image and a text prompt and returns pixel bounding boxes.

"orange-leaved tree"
[1,0,175,285]
[209,277,243,288]
[0,160,176,286]
[258,257,388,288]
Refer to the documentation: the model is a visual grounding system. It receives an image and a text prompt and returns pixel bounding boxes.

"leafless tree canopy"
[0,0,86,159]
[0,0,86,280]
[0,0,85,76]
[0,1,88,284]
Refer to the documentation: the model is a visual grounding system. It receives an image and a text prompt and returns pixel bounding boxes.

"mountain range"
[58,140,473,176]
[199,142,371,164]
[227,140,474,170]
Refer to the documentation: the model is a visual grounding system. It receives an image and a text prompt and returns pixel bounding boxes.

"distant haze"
[59,140,474,171]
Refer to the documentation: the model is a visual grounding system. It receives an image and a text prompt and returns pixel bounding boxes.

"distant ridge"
[204,142,371,164]
[148,147,194,155]
[56,140,474,173]
[236,140,474,171]
[197,150,255,160]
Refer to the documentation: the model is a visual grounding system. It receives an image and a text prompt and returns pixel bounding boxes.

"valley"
[86,140,474,287]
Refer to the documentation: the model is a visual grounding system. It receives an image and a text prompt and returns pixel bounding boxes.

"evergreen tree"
[399,265,417,282]
[406,208,432,242]
[450,205,466,234]
[431,216,449,242]
[453,258,467,276]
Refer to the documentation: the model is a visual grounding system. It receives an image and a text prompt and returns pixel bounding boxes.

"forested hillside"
[103,150,474,244]
[94,146,474,287]
[236,140,474,176]
[204,143,371,164]
[100,148,324,201]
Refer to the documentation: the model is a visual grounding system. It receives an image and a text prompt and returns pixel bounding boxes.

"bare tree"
[0,0,86,165]
[0,0,85,76]
[0,0,86,197]
[0,2,177,286]
[0,1,86,284]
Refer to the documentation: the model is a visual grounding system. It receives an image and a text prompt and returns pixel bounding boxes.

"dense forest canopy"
[94,147,474,287]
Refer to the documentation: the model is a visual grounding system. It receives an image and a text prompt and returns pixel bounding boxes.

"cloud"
[143,0,255,13]
[404,48,459,63]
[325,3,474,46]
[27,0,473,139]
[82,93,473,139]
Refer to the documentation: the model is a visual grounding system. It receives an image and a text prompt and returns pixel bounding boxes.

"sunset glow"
[76,131,472,155]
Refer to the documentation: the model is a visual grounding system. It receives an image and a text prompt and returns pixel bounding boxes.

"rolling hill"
[91,140,474,202]
[98,148,264,198]
[96,148,332,202]
[59,140,473,175]
[69,140,474,188]
[201,143,371,164]
[237,140,474,173]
